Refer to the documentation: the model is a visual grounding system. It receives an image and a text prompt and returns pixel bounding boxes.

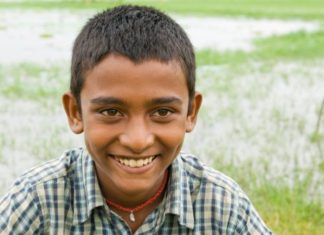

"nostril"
[119,132,154,153]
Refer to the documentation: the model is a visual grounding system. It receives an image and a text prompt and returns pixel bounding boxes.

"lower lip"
[112,156,158,174]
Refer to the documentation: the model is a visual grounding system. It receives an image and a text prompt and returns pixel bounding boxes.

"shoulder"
[178,152,243,195]
[1,147,86,206]
[2,148,84,198]
[15,147,83,186]
[177,153,273,234]
[178,152,248,217]
[0,148,84,233]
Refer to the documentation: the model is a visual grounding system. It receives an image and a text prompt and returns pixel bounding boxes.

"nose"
[119,117,154,153]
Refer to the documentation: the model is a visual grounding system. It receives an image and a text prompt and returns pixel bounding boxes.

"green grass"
[0,63,69,101]
[212,159,324,234]
[1,0,324,19]
[196,29,324,66]
[196,50,246,66]
[255,30,324,60]
[252,184,324,234]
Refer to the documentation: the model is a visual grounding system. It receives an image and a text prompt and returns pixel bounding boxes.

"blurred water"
[0,10,319,64]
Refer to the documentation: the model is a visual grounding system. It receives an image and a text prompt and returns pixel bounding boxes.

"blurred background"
[0,0,323,234]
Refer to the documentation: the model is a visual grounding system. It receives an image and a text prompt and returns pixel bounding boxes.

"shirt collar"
[164,154,195,229]
[72,150,195,228]
[73,149,105,224]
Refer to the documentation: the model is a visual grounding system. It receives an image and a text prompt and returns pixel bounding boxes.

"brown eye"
[154,109,172,117]
[101,109,121,116]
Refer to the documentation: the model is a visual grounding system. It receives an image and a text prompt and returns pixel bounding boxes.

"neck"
[106,171,169,212]
[95,164,169,208]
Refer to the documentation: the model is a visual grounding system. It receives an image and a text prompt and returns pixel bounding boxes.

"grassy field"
[1,0,324,19]
[196,29,324,65]
[0,1,323,234]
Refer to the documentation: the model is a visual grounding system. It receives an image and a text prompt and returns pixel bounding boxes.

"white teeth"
[116,155,156,168]
[137,159,144,167]
[124,159,130,166]
[129,159,136,167]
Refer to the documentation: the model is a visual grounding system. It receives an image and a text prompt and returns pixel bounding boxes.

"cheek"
[83,123,115,152]
[155,122,186,150]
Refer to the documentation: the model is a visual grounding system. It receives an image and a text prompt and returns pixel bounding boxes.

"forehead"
[81,54,189,102]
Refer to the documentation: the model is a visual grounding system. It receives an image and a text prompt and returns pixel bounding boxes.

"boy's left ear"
[186,92,203,132]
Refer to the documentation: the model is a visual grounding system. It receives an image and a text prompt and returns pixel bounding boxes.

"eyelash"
[98,108,175,119]
[152,108,174,117]
[100,109,122,117]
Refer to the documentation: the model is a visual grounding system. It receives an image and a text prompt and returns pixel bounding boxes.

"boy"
[0,5,272,234]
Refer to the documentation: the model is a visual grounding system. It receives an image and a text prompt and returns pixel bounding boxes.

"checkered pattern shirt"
[0,148,272,234]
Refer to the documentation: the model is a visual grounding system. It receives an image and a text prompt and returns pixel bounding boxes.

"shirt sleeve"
[0,179,44,234]
[234,195,273,235]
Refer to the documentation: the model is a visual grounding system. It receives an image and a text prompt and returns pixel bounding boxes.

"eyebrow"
[90,96,124,105]
[150,97,183,106]
[90,96,182,106]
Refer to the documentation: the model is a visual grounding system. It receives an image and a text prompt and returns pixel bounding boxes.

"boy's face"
[63,54,202,197]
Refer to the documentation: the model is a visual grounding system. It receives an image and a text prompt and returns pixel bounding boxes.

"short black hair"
[71,5,196,111]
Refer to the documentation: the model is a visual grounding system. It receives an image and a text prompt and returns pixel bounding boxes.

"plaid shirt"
[0,148,272,234]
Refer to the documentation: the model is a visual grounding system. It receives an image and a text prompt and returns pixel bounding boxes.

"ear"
[62,92,84,134]
[186,92,203,132]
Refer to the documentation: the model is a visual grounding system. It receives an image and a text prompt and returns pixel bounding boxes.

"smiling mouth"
[112,155,158,168]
